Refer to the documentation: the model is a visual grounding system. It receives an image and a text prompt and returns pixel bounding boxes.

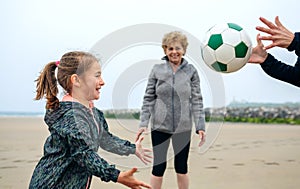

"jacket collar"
[161,56,188,68]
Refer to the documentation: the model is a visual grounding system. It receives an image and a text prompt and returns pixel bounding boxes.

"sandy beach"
[1,117,300,189]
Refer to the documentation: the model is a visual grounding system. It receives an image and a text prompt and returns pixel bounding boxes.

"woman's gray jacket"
[140,57,205,134]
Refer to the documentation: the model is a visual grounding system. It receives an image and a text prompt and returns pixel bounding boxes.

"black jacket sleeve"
[260,32,300,87]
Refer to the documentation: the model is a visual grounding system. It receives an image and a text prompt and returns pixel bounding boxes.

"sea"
[0,111,44,117]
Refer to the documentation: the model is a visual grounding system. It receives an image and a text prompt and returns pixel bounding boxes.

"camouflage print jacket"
[29,101,136,189]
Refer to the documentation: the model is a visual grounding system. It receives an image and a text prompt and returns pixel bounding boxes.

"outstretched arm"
[256,16,294,50]
[249,33,300,87]
[248,34,268,64]
[117,168,151,188]
[249,17,300,87]
[98,112,152,164]
[134,135,152,165]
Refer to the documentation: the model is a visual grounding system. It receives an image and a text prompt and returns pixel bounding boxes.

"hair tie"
[55,61,60,66]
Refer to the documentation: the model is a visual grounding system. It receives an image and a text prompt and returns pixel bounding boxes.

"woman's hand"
[135,127,147,142]
[198,130,206,147]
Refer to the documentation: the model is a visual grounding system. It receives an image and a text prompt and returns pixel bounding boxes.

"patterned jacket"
[29,101,136,188]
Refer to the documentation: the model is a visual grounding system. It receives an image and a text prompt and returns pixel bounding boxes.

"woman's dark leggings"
[151,130,191,177]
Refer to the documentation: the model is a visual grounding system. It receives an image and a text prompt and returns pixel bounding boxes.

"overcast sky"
[1,0,299,112]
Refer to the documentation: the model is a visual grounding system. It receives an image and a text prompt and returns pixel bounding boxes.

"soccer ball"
[201,23,252,73]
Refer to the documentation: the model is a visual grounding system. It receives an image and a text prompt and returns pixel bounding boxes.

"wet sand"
[1,117,300,189]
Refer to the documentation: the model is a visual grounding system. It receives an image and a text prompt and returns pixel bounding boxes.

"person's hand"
[198,130,206,147]
[135,135,152,165]
[256,16,294,50]
[117,168,152,189]
[135,127,148,142]
[248,34,268,64]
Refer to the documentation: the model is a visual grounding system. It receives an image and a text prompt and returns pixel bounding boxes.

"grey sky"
[1,0,299,112]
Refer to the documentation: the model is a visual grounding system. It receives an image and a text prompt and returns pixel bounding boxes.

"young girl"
[29,51,152,189]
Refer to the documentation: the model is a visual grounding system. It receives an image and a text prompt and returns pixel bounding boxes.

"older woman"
[136,31,206,189]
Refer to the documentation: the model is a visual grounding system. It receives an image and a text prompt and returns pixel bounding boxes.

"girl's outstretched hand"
[135,135,152,165]
[117,168,151,189]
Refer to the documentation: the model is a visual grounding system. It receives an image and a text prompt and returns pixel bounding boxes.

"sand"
[1,117,300,189]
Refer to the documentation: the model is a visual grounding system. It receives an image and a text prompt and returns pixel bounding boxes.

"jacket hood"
[44,101,87,128]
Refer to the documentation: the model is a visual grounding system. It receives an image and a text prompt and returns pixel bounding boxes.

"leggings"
[151,130,191,177]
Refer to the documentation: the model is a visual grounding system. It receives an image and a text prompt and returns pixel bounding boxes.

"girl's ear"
[70,74,80,88]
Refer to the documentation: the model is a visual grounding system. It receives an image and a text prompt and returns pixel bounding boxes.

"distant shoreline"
[1,102,300,125]
[1,115,299,126]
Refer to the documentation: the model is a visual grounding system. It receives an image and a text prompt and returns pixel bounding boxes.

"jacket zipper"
[90,108,100,134]
[85,176,91,189]
[172,72,175,132]
[168,60,186,133]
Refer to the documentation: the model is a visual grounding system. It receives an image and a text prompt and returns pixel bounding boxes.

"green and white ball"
[201,23,252,73]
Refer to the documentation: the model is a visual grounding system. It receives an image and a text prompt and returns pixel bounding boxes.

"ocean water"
[0,111,44,117]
